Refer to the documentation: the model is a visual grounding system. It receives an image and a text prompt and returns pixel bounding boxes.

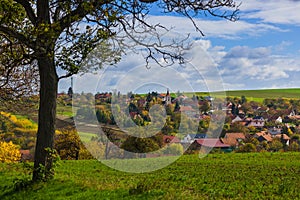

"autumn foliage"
[0,141,21,163]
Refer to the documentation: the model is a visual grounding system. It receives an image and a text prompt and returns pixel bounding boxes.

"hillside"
[194,88,300,103]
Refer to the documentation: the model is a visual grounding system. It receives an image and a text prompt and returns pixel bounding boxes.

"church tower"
[165,88,171,105]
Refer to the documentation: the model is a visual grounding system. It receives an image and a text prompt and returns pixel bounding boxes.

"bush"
[15,119,37,129]
[54,128,93,160]
[288,142,299,152]
[162,143,184,155]
[236,143,256,153]
[270,138,284,152]
[0,141,21,163]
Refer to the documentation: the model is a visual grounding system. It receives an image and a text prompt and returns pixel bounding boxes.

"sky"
[59,0,300,94]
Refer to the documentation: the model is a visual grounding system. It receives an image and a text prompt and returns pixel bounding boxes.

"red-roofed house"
[188,138,231,152]
[274,134,290,146]
[180,106,198,118]
[221,133,245,148]
[254,131,272,142]
[163,135,180,144]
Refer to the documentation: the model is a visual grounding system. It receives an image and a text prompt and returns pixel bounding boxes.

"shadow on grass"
[0,177,165,200]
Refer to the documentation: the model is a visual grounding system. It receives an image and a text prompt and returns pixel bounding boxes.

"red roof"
[222,133,245,146]
[194,139,230,148]
[275,134,290,140]
[163,135,180,144]
[180,106,196,112]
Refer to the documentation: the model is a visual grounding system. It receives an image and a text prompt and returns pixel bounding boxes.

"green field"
[1,153,300,199]
[78,132,97,142]
[193,88,300,102]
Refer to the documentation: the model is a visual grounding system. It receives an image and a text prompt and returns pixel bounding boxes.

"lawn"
[1,153,300,199]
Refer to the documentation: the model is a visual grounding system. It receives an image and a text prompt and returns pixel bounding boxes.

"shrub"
[162,143,184,155]
[270,138,284,152]
[15,119,37,129]
[288,142,299,152]
[236,143,256,153]
[54,128,93,160]
[0,141,21,163]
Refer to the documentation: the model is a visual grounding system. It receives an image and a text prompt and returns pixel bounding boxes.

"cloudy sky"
[59,0,300,94]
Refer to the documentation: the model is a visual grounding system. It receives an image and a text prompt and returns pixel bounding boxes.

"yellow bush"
[15,119,37,129]
[0,141,21,163]
[0,112,18,123]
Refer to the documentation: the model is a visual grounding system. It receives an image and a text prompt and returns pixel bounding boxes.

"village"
[84,89,300,154]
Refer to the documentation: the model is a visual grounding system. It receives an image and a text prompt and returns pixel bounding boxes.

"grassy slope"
[1,153,300,199]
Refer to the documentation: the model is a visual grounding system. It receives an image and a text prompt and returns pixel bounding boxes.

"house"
[188,138,231,152]
[274,134,290,146]
[158,89,172,105]
[268,127,282,136]
[222,102,232,114]
[232,116,243,123]
[254,131,272,142]
[163,135,180,144]
[221,133,245,148]
[181,133,207,143]
[275,116,283,123]
[175,95,188,102]
[204,96,214,101]
[246,116,265,128]
[180,106,198,118]
[289,110,296,117]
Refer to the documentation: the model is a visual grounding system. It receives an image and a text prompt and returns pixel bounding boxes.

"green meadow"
[1,153,300,200]
[194,88,300,102]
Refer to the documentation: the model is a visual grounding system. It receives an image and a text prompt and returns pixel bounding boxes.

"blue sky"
[59,0,300,94]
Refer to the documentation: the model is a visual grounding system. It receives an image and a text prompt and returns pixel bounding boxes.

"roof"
[232,116,243,123]
[268,127,282,135]
[253,116,264,120]
[255,131,272,142]
[222,133,245,146]
[274,134,290,140]
[163,135,180,143]
[194,139,230,148]
[187,133,207,139]
[180,106,196,112]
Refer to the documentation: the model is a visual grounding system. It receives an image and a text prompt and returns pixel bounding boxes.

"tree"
[240,95,247,104]
[236,143,256,153]
[0,0,238,181]
[270,138,284,152]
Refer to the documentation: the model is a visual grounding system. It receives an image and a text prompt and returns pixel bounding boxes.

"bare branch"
[58,73,73,80]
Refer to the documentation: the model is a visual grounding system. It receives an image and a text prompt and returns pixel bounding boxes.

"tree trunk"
[32,55,58,181]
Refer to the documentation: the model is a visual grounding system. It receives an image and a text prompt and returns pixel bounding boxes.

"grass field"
[193,88,300,103]
[1,153,300,199]
[78,132,97,142]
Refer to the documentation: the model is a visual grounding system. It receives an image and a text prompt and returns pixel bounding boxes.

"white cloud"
[146,15,285,39]
[240,0,300,25]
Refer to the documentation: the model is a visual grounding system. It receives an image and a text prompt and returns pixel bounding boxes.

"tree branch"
[58,72,73,80]
[57,1,111,33]
[0,26,35,50]
[14,0,37,25]
[58,2,91,32]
